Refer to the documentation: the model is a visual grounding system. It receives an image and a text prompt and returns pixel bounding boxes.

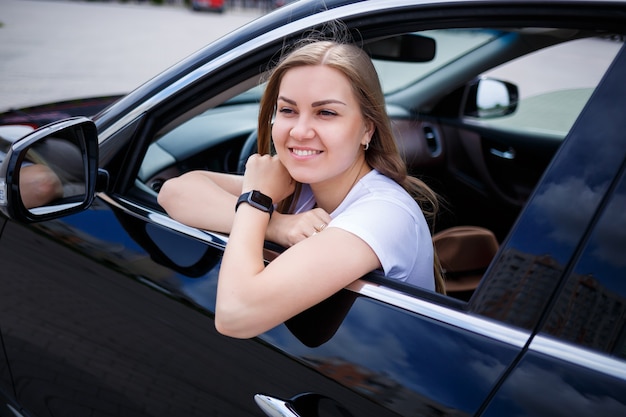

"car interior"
[130,26,623,301]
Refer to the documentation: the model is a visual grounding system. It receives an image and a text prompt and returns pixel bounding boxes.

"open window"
[126,27,623,303]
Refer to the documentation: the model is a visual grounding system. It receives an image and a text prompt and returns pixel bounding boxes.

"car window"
[540,168,626,360]
[135,26,624,304]
[478,37,623,138]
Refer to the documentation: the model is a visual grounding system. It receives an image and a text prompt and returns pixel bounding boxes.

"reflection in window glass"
[542,170,626,359]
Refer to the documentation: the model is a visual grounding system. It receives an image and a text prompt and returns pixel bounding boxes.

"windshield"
[225,29,501,104]
[373,29,500,94]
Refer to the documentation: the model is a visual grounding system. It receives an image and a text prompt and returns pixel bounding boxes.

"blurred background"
[0,0,283,112]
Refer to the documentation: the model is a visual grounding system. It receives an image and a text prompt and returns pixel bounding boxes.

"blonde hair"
[257,40,445,294]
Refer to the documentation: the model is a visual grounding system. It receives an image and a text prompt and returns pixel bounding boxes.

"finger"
[312,208,332,223]
[290,231,309,246]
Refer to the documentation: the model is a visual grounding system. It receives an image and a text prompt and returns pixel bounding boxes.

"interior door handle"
[489,146,516,160]
[255,394,301,417]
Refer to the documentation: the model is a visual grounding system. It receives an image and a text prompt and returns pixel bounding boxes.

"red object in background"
[191,0,225,12]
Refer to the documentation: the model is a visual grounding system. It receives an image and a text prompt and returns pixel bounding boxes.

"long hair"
[257,40,445,294]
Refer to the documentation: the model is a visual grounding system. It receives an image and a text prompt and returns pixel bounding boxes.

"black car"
[1,1,626,416]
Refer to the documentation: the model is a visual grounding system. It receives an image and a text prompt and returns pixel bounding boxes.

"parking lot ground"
[0,0,263,111]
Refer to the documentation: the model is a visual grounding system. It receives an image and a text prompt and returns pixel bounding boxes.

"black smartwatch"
[236,190,274,217]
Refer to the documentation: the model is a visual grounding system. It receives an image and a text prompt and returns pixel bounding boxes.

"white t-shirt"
[292,170,435,290]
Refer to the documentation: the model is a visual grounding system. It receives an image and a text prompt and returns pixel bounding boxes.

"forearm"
[215,204,270,337]
[158,171,241,233]
[159,170,292,246]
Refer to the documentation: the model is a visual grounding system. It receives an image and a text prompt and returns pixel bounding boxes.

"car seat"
[433,226,499,301]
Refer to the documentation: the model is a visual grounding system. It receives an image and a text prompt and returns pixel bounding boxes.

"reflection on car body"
[1,1,626,416]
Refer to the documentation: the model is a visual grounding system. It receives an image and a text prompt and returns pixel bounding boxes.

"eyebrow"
[277,96,347,107]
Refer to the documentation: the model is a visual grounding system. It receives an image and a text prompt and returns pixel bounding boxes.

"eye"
[319,109,337,117]
[278,107,296,115]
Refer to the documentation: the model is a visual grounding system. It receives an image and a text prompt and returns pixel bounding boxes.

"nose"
[289,114,314,141]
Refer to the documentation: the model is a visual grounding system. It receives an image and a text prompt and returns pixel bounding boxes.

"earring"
[363,142,370,151]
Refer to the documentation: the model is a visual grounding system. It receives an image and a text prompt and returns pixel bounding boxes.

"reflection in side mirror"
[0,117,101,223]
[22,136,86,214]
[464,77,519,118]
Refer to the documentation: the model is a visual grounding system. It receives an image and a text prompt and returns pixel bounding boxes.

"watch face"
[250,190,272,209]
[236,190,273,215]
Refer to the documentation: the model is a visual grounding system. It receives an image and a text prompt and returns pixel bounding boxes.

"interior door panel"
[453,127,559,207]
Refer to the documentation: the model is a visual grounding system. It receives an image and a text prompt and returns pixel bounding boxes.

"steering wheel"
[237,130,258,174]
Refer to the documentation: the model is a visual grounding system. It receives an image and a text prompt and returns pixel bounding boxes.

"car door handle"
[489,146,516,160]
[255,392,354,417]
[255,394,301,417]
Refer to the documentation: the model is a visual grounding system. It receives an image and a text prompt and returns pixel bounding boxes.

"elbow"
[35,178,63,204]
[214,317,247,339]
[157,178,181,213]
[214,317,258,340]
[214,305,264,339]
[19,167,63,208]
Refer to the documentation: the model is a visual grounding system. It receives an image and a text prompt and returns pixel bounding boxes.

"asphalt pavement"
[0,0,264,112]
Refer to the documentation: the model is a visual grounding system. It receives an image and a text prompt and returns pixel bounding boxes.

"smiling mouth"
[290,148,322,156]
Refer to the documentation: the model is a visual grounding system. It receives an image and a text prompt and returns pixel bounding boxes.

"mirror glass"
[477,78,511,114]
[474,78,517,117]
[20,135,86,214]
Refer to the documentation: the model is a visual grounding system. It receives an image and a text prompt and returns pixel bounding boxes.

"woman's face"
[271,65,373,187]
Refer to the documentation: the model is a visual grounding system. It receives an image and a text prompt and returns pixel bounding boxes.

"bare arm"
[157,170,242,233]
[20,164,64,209]
[158,169,332,246]
[216,208,380,338]
[214,154,381,338]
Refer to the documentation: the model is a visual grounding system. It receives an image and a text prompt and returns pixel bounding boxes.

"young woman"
[158,40,444,339]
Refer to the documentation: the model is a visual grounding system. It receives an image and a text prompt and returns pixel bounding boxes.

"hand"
[242,154,295,204]
[267,208,332,247]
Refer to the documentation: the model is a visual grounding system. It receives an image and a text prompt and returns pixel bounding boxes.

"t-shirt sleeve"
[328,197,422,280]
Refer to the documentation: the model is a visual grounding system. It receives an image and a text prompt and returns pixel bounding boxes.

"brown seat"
[433,226,499,300]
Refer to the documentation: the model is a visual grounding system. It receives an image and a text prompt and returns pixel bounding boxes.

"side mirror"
[0,117,104,223]
[463,77,519,118]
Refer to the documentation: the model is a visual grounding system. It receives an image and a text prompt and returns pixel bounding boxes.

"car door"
[478,39,626,417]
[1,2,625,417]
[1,206,418,417]
[0,6,530,417]
[0,296,20,417]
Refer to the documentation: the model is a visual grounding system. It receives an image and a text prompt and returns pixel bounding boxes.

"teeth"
[292,149,320,156]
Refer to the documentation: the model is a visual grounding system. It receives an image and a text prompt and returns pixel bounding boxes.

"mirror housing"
[0,117,102,223]
[463,77,519,118]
